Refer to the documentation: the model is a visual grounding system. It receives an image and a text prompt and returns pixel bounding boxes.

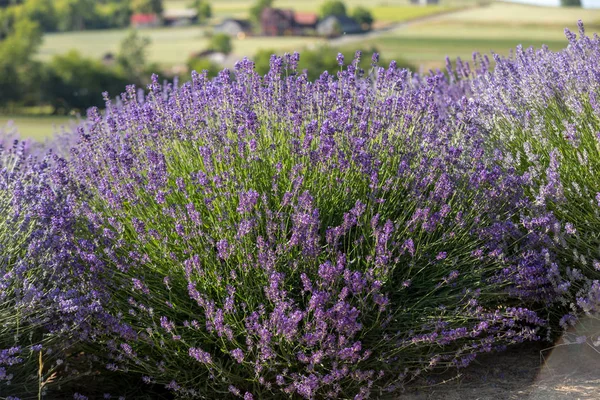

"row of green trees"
[0,0,163,32]
[0,9,155,113]
[0,0,220,114]
[0,0,214,32]
[1,0,135,32]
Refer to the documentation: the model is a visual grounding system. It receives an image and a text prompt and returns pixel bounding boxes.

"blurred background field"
[36,27,324,65]
[0,115,74,141]
[39,0,600,67]
[166,0,464,17]
[1,0,598,137]
[35,2,598,67]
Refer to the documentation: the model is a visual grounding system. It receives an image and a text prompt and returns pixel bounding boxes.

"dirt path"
[401,320,600,400]
[400,343,600,399]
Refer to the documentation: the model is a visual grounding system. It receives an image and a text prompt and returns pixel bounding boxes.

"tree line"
[0,9,157,113]
[2,0,149,32]
[0,0,214,113]
[0,0,215,32]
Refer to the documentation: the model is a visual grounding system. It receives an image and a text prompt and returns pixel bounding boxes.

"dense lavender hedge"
[1,22,599,399]
[471,22,600,324]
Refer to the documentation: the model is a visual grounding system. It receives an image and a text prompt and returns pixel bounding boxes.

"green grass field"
[36,1,599,70]
[441,2,600,26]
[360,35,569,70]
[0,116,77,140]
[370,5,458,23]
[36,1,465,67]
[35,0,498,69]
[355,2,600,70]
[36,27,325,67]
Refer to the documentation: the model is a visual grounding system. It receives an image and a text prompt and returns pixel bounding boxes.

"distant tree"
[209,33,232,54]
[2,0,131,32]
[93,0,132,29]
[0,6,18,39]
[44,50,128,113]
[0,0,23,7]
[54,0,95,31]
[198,2,211,22]
[320,0,346,17]
[22,0,58,31]
[131,0,163,15]
[0,14,41,62]
[561,0,581,6]
[249,0,272,23]
[0,16,43,106]
[351,6,373,30]
[190,0,211,23]
[116,30,151,84]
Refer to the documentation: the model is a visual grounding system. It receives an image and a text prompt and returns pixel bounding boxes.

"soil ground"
[401,319,600,399]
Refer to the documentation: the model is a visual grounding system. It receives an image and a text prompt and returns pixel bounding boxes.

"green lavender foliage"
[469,22,600,327]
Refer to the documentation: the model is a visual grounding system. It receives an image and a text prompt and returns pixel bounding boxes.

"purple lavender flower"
[216,239,230,260]
[237,189,260,214]
[189,347,212,364]
[230,348,244,364]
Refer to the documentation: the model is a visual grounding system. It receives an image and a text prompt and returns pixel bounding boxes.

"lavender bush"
[2,23,600,399]
[466,21,600,328]
[0,135,133,399]
[58,55,550,399]
[0,139,77,398]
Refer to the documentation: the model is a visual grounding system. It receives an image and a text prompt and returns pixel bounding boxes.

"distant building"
[410,0,440,4]
[261,8,295,36]
[260,8,319,36]
[163,9,198,26]
[293,11,319,32]
[130,13,160,28]
[316,15,362,37]
[214,19,253,38]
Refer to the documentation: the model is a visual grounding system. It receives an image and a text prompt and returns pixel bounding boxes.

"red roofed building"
[294,12,318,28]
[130,13,160,28]
[260,8,319,36]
